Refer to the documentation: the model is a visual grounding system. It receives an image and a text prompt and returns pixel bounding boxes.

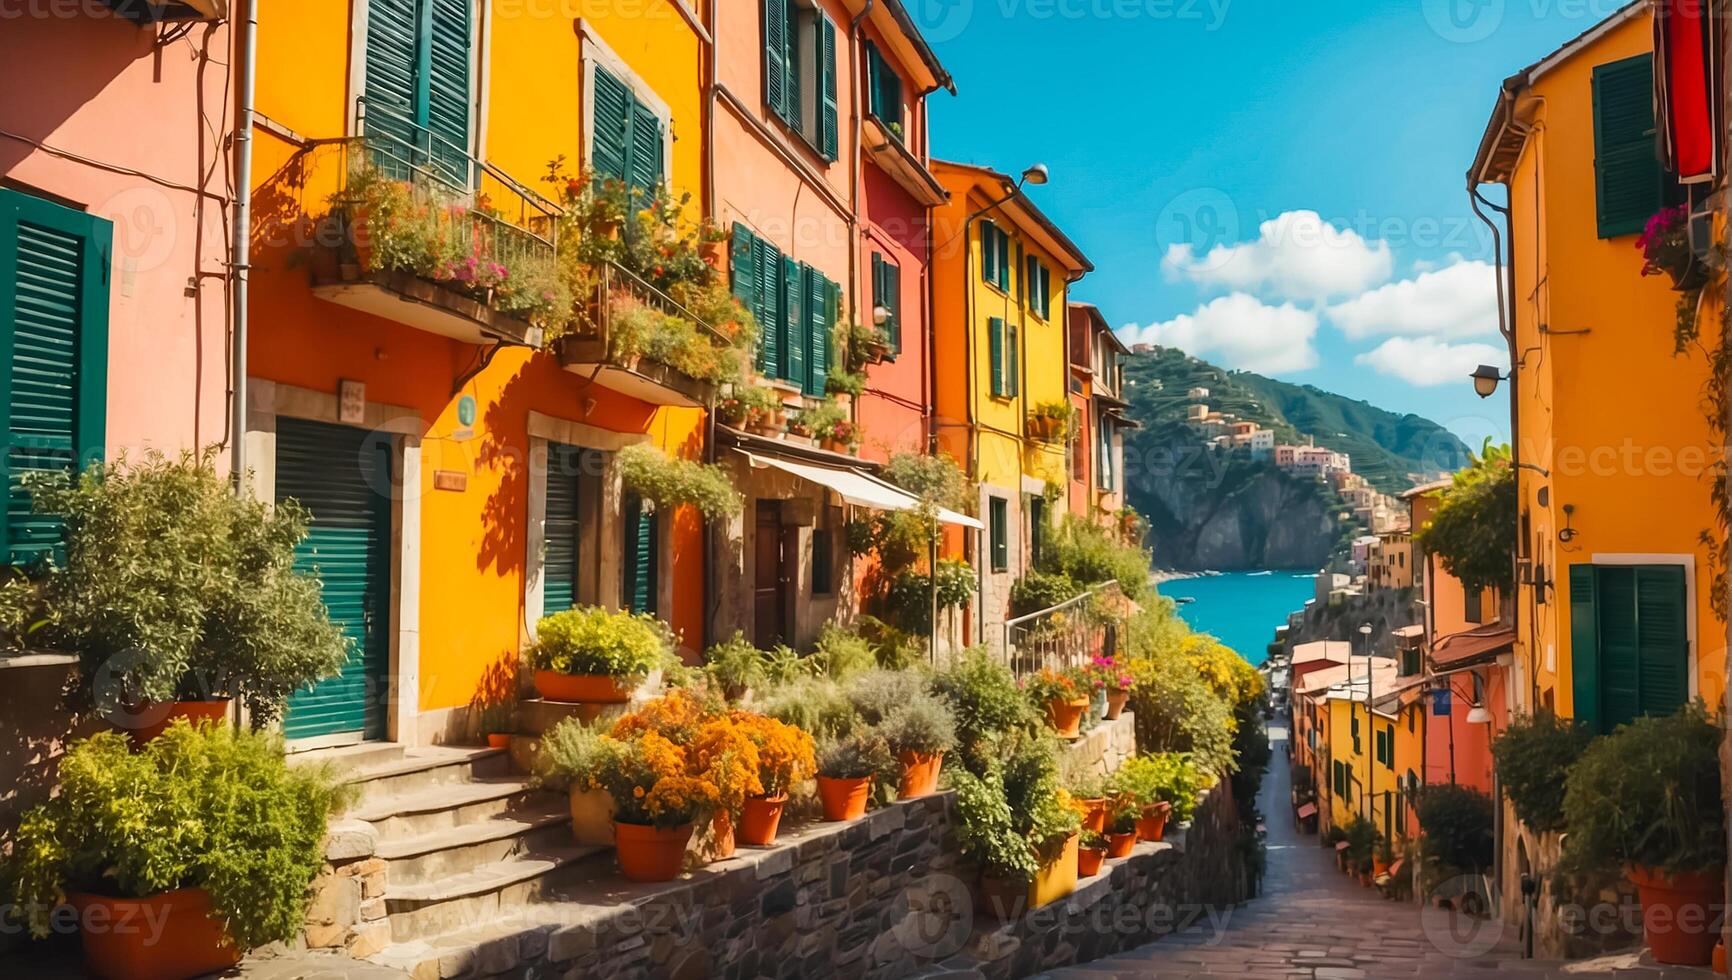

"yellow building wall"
[1505,12,1726,721]
[1324,698,1367,831]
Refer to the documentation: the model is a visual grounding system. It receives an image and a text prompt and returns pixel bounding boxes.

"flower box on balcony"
[554,336,715,408]
[313,268,545,347]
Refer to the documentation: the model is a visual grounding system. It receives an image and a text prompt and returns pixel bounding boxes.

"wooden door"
[753,501,786,649]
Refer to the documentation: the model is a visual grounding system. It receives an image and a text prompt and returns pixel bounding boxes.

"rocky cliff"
[1129,451,1345,570]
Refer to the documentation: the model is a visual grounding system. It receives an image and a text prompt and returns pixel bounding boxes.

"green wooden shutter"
[806,267,830,396]
[981,221,998,286]
[279,418,391,741]
[989,317,1005,397]
[1007,323,1020,397]
[731,223,757,307]
[783,257,805,384]
[870,43,903,129]
[0,191,110,564]
[426,0,472,185]
[818,14,839,161]
[754,238,781,374]
[1597,565,1641,731]
[591,65,632,186]
[628,100,664,205]
[885,260,901,354]
[1635,564,1689,718]
[622,494,657,616]
[1592,54,1665,239]
[542,444,583,615]
[763,0,788,121]
[989,497,1008,571]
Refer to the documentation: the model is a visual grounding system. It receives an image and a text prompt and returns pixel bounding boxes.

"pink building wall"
[0,12,233,460]
[1423,665,1508,795]
[855,150,929,462]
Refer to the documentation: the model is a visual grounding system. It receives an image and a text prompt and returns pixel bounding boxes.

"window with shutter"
[364,0,473,187]
[1569,563,1689,734]
[865,41,903,131]
[542,443,584,615]
[805,266,831,396]
[989,497,1009,572]
[754,238,782,374]
[818,14,838,161]
[980,221,999,286]
[1006,323,1020,397]
[763,0,790,123]
[783,257,805,385]
[1592,53,1667,239]
[988,317,1005,397]
[0,190,110,564]
[872,252,901,355]
[622,494,658,616]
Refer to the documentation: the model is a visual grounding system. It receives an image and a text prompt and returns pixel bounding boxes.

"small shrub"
[876,693,957,756]
[530,606,670,679]
[618,444,742,520]
[1560,703,1724,876]
[949,767,1039,881]
[756,677,857,742]
[1111,753,1206,822]
[535,717,613,790]
[811,623,878,681]
[5,722,351,948]
[1417,784,1494,873]
[847,668,932,726]
[1041,515,1154,601]
[932,648,1040,776]
[1491,711,1592,833]
[1342,814,1379,874]
[704,631,769,699]
[1009,569,1084,618]
[816,730,894,780]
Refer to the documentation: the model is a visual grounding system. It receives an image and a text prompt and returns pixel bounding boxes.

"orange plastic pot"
[1105,689,1129,720]
[1046,697,1089,738]
[70,888,239,980]
[1078,846,1106,878]
[1078,798,1108,833]
[1137,802,1171,843]
[1629,865,1725,966]
[1105,832,1136,858]
[614,821,694,882]
[897,750,944,798]
[738,795,787,846]
[708,811,736,860]
[817,776,871,821]
[534,671,631,704]
[126,699,232,747]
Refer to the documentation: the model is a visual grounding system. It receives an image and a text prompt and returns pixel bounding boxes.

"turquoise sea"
[1157,571,1319,666]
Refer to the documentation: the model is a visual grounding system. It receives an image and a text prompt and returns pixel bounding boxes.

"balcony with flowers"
[542,161,757,408]
[308,102,566,347]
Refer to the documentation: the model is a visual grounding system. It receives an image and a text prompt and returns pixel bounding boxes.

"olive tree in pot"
[6,450,348,740]
[1560,704,1725,966]
[4,722,350,980]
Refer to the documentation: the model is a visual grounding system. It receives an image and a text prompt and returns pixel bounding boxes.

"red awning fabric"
[1656,0,1721,181]
[1296,803,1317,820]
[1430,625,1515,671]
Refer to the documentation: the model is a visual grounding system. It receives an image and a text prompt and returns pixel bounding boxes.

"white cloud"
[1119,294,1319,375]
[1354,337,1507,387]
[1162,210,1394,302]
[1326,259,1500,340]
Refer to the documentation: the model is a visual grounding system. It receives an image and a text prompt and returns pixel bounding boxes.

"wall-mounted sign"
[1431,688,1451,717]
[457,395,477,427]
[338,379,366,424]
[433,470,468,492]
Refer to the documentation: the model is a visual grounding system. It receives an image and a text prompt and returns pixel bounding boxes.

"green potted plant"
[1342,814,1378,886]
[875,692,957,799]
[618,444,742,522]
[1025,667,1090,739]
[1068,772,1111,833]
[816,730,891,822]
[536,717,617,846]
[1111,753,1204,843]
[528,606,670,703]
[21,449,348,743]
[953,735,1082,919]
[1102,796,1139,857]
[1560,704,1725,966]
[932,648,1042,777]
[5,723,349,980]
[715,395,749,427]
[1491,710,1592,833]
[1077,830,1108,878]
[703,631,768,702]
[1027,401,1073,442]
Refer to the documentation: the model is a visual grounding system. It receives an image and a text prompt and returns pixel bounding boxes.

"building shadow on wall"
[476,364,534,579]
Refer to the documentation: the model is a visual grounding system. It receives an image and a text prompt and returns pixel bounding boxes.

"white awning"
[735,451,984,529]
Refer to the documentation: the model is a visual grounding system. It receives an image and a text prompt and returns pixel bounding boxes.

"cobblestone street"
[1042,725,1716,980]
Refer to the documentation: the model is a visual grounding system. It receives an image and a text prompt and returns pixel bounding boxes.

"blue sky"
[916,0,1635,447]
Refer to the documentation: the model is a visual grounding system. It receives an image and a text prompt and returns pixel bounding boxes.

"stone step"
[375,799,573,888]
[382,844,609,943]
[352,776,549,841]
[515,698,635,736]
[289,741,408,773]
[344,746,512,807]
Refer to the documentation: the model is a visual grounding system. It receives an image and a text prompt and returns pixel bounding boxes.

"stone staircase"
[296,743,609,975]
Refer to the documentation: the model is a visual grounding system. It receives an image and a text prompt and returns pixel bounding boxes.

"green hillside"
[1121,346,1470,494]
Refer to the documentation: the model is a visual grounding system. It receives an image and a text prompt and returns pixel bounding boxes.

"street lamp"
[1020,163,1049,186]
[1466,703,1493,725]
[1470,364,1506,399]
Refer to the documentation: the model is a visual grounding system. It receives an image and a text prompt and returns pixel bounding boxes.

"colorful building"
[246,0,714,746]
[0,0,233,822]
[1066,302,1135,522]
[931,161,1092,645]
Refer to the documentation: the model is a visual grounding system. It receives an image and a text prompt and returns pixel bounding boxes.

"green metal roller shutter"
[543,443,583,615]
[622,493,657,616]
[279,418,392,742]
[0,190,109,565]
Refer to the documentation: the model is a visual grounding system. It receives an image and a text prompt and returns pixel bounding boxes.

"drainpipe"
[230,0,258,488]
[702,0,719,651]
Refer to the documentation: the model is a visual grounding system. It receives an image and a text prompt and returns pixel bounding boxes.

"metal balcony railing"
[567,259,732,359]
[999,580,1128,679]
[325,99,562,317]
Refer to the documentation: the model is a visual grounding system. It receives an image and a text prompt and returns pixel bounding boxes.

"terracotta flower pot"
[1045,697,1090,739]
[534,670,631,704]
[1078,798,1108,833]
[569,787,615,846]
[1105,832,1136,858]
[614,821,694,882]
[817,775,872,821]
[737,795,786,846]
[709,810,736,860]
[1372,858,1391,878]
[1105,689,1129,720]
[1077,846,1106,878]
[486,733,512,749]
[897,750,944,798]
[1628,865,1725,966]
[1137,802,1171,843]
[125,699,232,747]
[70,888,239,980]
[1712,938,1725,974]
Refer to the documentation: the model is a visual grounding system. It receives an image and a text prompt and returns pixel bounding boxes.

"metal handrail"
[353,96,563,225]
[1000,578,1125,678]
[568,259,732,354]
